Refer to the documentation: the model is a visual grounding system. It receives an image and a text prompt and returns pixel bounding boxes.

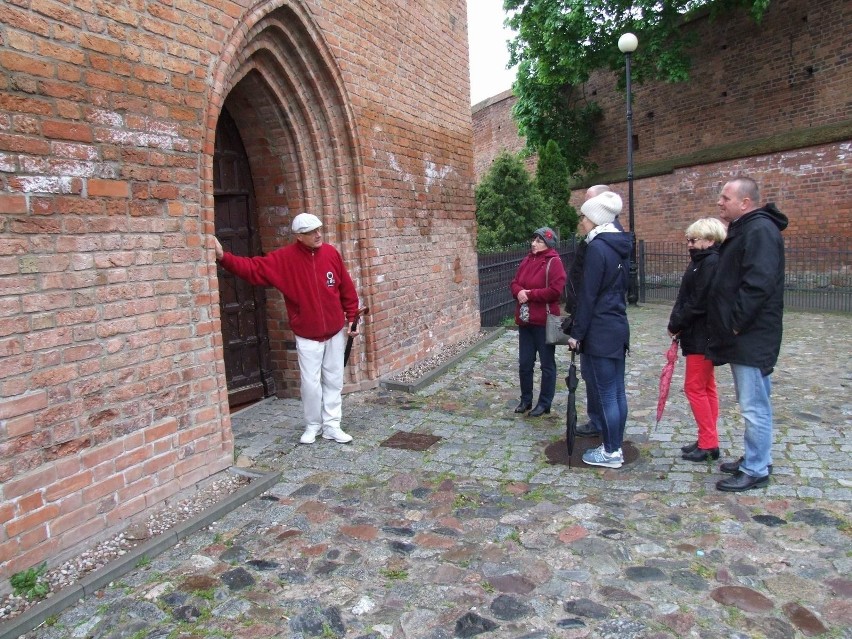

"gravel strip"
[386,331,490,383]
[0,473,249,621]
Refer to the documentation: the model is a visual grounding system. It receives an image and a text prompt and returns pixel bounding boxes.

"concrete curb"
[379,327,506,392]
[0,469,281,639]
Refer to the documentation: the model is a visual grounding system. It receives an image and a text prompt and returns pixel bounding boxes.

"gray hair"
[585,184,611,200]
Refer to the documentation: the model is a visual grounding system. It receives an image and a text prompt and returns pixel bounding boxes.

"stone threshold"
[0,469,281,639]
[379,327,506,393]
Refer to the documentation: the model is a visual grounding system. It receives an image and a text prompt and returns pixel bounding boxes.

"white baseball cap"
[291,213,322,234]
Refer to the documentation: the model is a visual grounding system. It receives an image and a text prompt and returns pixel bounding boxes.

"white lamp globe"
[618,33,638,53]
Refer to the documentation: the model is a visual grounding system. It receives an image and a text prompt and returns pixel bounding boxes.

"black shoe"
[514,401,532,414]
[575,422,600,437]
[528,405,551,417]
[716,470,769,492]
[680,441,699,454]
[682,447,720,462]
[720,457,773,475]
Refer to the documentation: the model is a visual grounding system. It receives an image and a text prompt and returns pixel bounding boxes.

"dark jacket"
[706,204,787,372]
[565,216,624,317]
[668,246,719,356]
[569,229,631,359]
[510,247,566,326]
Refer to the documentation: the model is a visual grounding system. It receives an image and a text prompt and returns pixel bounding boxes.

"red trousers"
[684,354,719,449]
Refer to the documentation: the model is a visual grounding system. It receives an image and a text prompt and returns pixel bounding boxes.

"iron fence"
[478,236,852,326]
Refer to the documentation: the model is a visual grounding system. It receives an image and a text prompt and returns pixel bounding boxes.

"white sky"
[467,0,518,105]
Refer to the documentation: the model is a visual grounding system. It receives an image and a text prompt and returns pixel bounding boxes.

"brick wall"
[0,0,478,585]
[472,90,536,183]
[473,0,852,241]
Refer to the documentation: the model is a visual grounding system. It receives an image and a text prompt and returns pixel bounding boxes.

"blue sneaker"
[582,444,623,468]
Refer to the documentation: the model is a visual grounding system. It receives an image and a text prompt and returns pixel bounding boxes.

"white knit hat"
[291,213,322,234]
[581,191,622,226]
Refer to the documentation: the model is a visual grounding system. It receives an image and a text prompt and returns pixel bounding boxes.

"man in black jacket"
[707,177,787,492]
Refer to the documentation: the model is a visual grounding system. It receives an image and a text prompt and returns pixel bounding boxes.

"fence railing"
[478,236,852,326]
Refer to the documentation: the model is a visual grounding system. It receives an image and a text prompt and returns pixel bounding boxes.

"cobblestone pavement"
[22,304,852,639]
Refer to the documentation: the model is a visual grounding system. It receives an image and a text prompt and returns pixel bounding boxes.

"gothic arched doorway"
[208,3,372,400]
[213,108,275,408]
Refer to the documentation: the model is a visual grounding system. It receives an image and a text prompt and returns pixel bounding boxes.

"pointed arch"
[203,1,377,389]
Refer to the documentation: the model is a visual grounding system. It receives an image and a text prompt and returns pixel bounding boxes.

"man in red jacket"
[214,213,360,444]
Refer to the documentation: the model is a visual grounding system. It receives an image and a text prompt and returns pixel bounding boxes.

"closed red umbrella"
[656,339,680,426]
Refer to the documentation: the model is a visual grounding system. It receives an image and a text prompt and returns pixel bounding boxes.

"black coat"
[668,246,719,356]
[706,204,787,373]
[564,240,586,318]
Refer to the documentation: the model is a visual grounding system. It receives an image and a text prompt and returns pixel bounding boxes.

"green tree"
[535,139,577,239]
[504,0,771,174]
[475,150,545,251]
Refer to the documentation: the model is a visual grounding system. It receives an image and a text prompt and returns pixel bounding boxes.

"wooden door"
[213,109,275,407]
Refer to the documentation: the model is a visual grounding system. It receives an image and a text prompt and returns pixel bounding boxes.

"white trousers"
[295,329,346,429]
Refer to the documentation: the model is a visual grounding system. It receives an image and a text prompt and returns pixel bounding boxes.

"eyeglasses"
[686,237,702,244]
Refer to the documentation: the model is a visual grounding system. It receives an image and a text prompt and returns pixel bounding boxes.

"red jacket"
[219,241,359,341]
[510,248,566,326]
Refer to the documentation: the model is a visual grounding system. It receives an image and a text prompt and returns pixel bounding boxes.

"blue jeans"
[582,355,627,453]
[518,325,556,410]
[581,353,603,431]
[730,364,773,477]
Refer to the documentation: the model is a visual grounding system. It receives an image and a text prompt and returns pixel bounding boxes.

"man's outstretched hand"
[213,236,224,260]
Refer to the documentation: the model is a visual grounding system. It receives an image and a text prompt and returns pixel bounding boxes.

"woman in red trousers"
[667,217,727,461]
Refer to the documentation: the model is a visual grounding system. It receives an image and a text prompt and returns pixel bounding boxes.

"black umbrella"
[565,349,578,467]
[343,307,368,366]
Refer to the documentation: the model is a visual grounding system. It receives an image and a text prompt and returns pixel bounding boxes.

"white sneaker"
[299,425,322,444]
[321,426,353,443]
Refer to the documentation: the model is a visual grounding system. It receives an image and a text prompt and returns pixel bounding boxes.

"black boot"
[716,471,769,492]
[575,422,600,437]
[514,401,532,414]
[682,447,720,462]
[680,441,699,454]
[720,456,773,475]
[528,405,551,417]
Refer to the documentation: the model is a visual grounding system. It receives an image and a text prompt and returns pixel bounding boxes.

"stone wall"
[0,0,478,584]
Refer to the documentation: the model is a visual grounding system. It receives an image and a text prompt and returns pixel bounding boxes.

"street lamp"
[618,32,639,305]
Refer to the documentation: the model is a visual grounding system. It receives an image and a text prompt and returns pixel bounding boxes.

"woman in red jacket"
[510,228,566,417]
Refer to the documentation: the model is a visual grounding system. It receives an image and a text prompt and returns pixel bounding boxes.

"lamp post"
[618,32,639,305]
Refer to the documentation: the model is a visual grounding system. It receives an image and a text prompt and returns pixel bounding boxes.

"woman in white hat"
[567,192,631,468]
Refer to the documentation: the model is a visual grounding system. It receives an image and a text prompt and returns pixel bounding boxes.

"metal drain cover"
[380,431,442,451]
[545,437,640,469]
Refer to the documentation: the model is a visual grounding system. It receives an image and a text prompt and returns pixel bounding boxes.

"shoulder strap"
[544,257,561,316]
